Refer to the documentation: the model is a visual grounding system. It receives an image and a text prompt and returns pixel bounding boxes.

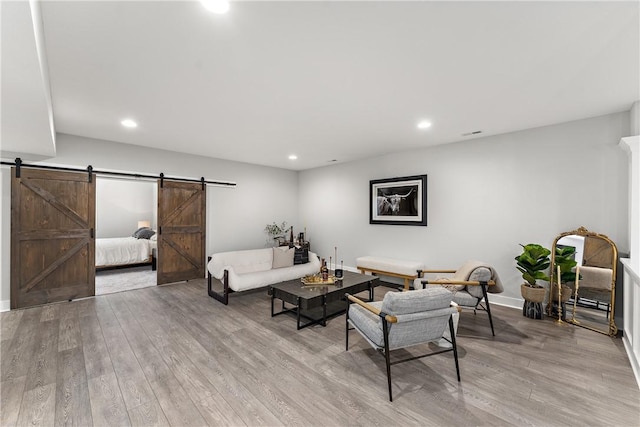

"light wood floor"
[2,280,639,426]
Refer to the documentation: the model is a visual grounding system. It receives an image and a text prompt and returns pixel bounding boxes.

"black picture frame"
[370,175,427,226]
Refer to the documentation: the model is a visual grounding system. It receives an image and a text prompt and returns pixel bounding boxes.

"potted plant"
[264,221,287,246]
[515,243,550,319]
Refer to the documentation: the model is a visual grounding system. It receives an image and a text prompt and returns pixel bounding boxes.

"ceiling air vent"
[462,130,483,136]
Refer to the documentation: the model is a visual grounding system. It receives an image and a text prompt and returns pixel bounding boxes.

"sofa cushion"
[294,247,309,265]
[225,254,321,292]
[208,248,273,278]
[273,246,295,269]
[356,256,424,276]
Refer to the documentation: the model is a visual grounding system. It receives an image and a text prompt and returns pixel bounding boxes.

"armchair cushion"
[381,286,452,314]
[349,288,456,350]
[452,291,483,306]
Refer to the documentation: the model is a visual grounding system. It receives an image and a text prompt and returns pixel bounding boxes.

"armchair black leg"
[382,320,393,402]
[449,316,461,382]
[480,281,495,336]
[345,301,350,351]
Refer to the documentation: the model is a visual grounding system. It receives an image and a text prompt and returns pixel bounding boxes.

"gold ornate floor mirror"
[547,226,618,336]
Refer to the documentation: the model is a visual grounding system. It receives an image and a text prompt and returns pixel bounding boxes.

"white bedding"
[96,237,152,267]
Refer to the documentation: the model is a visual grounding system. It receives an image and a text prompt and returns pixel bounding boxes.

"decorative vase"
[521,284,546,319]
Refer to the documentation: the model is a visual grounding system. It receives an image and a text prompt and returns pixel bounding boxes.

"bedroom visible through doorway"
[95,177,157,295]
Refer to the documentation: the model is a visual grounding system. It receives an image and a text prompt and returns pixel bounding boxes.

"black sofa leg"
[207,268,229,305]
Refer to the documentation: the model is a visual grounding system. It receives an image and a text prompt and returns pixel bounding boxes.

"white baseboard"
[487,294,523,310]
[623,331,640,389]
[1,299,10,312]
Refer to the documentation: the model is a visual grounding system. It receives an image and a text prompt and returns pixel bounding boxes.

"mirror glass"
[548,227,618,335]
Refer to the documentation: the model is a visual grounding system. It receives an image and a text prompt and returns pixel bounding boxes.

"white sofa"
[207,247,321,304]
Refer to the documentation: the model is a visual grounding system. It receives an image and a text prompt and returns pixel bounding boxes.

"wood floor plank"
[0,308,24,341]
[107,294,245,427]
[39,304,60,322]
[16,383,56,427]
[1,308,41,382]
[78,303,113,380]
[24,319,59,393]
[129,288,283,426]
[128,401,170,427]
[75,298,99,319]
[93,297,157,411]
[166,284,429,427]
[2,277,639,427]
[57,303,81,352]
[87,372,131,427]
[106,293,208,427]
[54,347,93,426]
[0,376,26,426]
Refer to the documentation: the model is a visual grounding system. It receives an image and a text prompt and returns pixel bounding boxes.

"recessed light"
[200,0,229,14]
[288,155,298,160]
[417,121,432,130]
[121,119,138,128]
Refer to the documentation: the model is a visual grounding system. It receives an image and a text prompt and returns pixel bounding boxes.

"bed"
[96,236,157,270]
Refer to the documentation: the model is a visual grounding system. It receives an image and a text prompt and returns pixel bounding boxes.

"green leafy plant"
[515,243,551,287]
[264,221,287,237]
[553,246,578,284]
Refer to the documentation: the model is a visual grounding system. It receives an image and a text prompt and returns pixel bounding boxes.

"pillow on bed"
[150,233,158,242]
[133,227,155,239]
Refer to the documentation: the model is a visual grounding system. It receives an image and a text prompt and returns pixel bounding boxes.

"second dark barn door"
[157,180,206,285]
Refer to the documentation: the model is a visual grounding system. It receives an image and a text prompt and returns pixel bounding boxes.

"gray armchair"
[345,287,461,401]
[416,260,503,336]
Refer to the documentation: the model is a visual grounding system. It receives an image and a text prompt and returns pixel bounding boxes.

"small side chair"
[345,287,461,401]
[415,260,503,336]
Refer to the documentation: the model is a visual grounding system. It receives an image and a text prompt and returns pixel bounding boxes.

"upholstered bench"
[356,256,425,290]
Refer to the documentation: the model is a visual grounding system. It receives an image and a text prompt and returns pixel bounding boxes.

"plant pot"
[521,284,546,319]
[521,284,546,303]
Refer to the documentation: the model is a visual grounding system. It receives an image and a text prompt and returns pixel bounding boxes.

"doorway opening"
[95,177,157,295]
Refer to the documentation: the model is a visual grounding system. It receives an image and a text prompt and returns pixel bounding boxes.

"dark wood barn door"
[11,168,95,309]
[157,180,206,285]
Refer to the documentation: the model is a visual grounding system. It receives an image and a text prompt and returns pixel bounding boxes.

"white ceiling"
[4,1,640,170]
[1,0,55,160]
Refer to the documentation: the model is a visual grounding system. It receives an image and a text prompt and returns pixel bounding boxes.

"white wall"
[0,133,299,309]
[96,177,156,238]
[630,100,639,136]
[298,112,630,306]
[0,112,630,310]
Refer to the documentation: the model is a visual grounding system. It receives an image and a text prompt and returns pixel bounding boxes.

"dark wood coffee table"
[268,270,379,330]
